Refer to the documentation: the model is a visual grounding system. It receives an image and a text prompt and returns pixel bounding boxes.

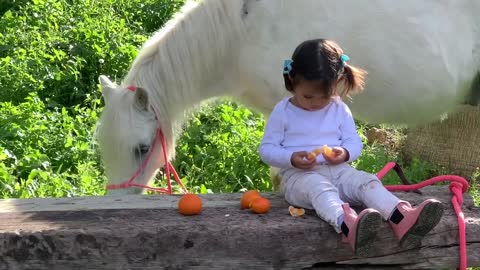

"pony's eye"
[135,144,150,158]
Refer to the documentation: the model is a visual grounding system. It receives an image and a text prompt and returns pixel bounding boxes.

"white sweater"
[258,97,363,168]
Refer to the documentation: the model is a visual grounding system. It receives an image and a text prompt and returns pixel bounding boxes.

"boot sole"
[355,211,382,257]
[400,201,444,248]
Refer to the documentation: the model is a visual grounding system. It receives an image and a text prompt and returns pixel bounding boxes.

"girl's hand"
[323,147,349,165]
[291,151,316,169]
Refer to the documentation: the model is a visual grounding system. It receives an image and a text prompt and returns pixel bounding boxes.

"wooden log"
[0,186,478,270]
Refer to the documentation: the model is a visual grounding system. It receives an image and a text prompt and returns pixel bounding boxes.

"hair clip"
[340,54,350,66]
[283,59,293,74]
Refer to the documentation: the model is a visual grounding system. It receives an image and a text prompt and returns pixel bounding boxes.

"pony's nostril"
[135,144,151,158]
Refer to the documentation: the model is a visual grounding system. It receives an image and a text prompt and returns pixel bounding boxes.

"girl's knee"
[358,178,383,192]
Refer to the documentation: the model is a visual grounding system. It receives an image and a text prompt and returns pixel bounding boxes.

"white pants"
[281,163,401,232]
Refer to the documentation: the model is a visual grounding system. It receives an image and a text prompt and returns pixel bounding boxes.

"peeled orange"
[307,152,317,161]
[308,147,324,161]
[178,193,203,216]
[240,190,261,209]
[322,144,334,158]
[250,197,270,214]
[312,148,323,156]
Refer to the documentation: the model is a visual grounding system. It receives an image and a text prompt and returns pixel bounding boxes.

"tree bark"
[0,186,478,270]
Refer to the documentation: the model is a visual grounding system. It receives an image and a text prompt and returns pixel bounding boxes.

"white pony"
[96,0,480,195]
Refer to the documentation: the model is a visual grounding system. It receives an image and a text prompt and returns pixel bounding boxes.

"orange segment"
[288,206,305,217]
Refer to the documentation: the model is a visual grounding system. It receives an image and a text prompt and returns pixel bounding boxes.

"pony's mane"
[121,0,245,149]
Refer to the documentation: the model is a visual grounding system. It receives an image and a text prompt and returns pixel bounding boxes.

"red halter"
[106,86,187,194]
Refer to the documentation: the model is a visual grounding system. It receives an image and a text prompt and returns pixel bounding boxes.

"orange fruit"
[312,148,323,156]
[307,147,323,161]
[178,193,203,216]
[322,144,334,158]
[250,197,270,214]
[240,190,261,209]
[307,152,317,161]
[288,206,305,217]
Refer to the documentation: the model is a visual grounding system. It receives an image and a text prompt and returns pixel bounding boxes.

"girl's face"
[291,79,333,111]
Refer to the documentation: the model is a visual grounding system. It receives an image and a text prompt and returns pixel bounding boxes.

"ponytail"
[339,64,367,97]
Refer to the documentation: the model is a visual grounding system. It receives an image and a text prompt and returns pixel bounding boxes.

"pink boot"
[341,203,382,257]
[388,199,444,248]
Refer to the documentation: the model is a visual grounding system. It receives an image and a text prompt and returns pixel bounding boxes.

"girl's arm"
[258,105,294,168]
[339,104,363,162]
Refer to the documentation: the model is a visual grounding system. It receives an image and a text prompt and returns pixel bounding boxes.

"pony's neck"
[124,0,244,152]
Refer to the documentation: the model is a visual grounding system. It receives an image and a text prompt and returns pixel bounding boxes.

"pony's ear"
[99,75,116,100]
[134,87,149,111]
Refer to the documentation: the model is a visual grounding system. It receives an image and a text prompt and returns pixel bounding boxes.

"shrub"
[0,0,184,106]
[0,93,105,198]
[169,100,272,193]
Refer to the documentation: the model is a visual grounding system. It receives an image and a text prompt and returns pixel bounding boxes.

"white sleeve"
[339,103,363,162]
[258,103,294,168]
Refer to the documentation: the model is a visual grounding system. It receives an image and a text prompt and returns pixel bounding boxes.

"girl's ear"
[288,74,296,91]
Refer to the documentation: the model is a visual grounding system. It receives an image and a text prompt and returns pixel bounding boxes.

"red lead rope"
[376,162,470,270]
[106,128,188,194]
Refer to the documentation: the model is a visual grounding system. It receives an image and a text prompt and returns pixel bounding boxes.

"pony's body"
[97,0,480,194]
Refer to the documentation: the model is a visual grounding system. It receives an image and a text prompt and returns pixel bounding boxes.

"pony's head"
[96,75,165,194]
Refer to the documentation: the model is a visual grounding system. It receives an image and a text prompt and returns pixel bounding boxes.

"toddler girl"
[258,39,443,257]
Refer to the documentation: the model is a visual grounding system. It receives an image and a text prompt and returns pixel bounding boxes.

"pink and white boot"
[341,203,382,257]
[388,199,444,248]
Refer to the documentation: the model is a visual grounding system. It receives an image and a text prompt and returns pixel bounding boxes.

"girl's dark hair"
[283,39,367,97]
